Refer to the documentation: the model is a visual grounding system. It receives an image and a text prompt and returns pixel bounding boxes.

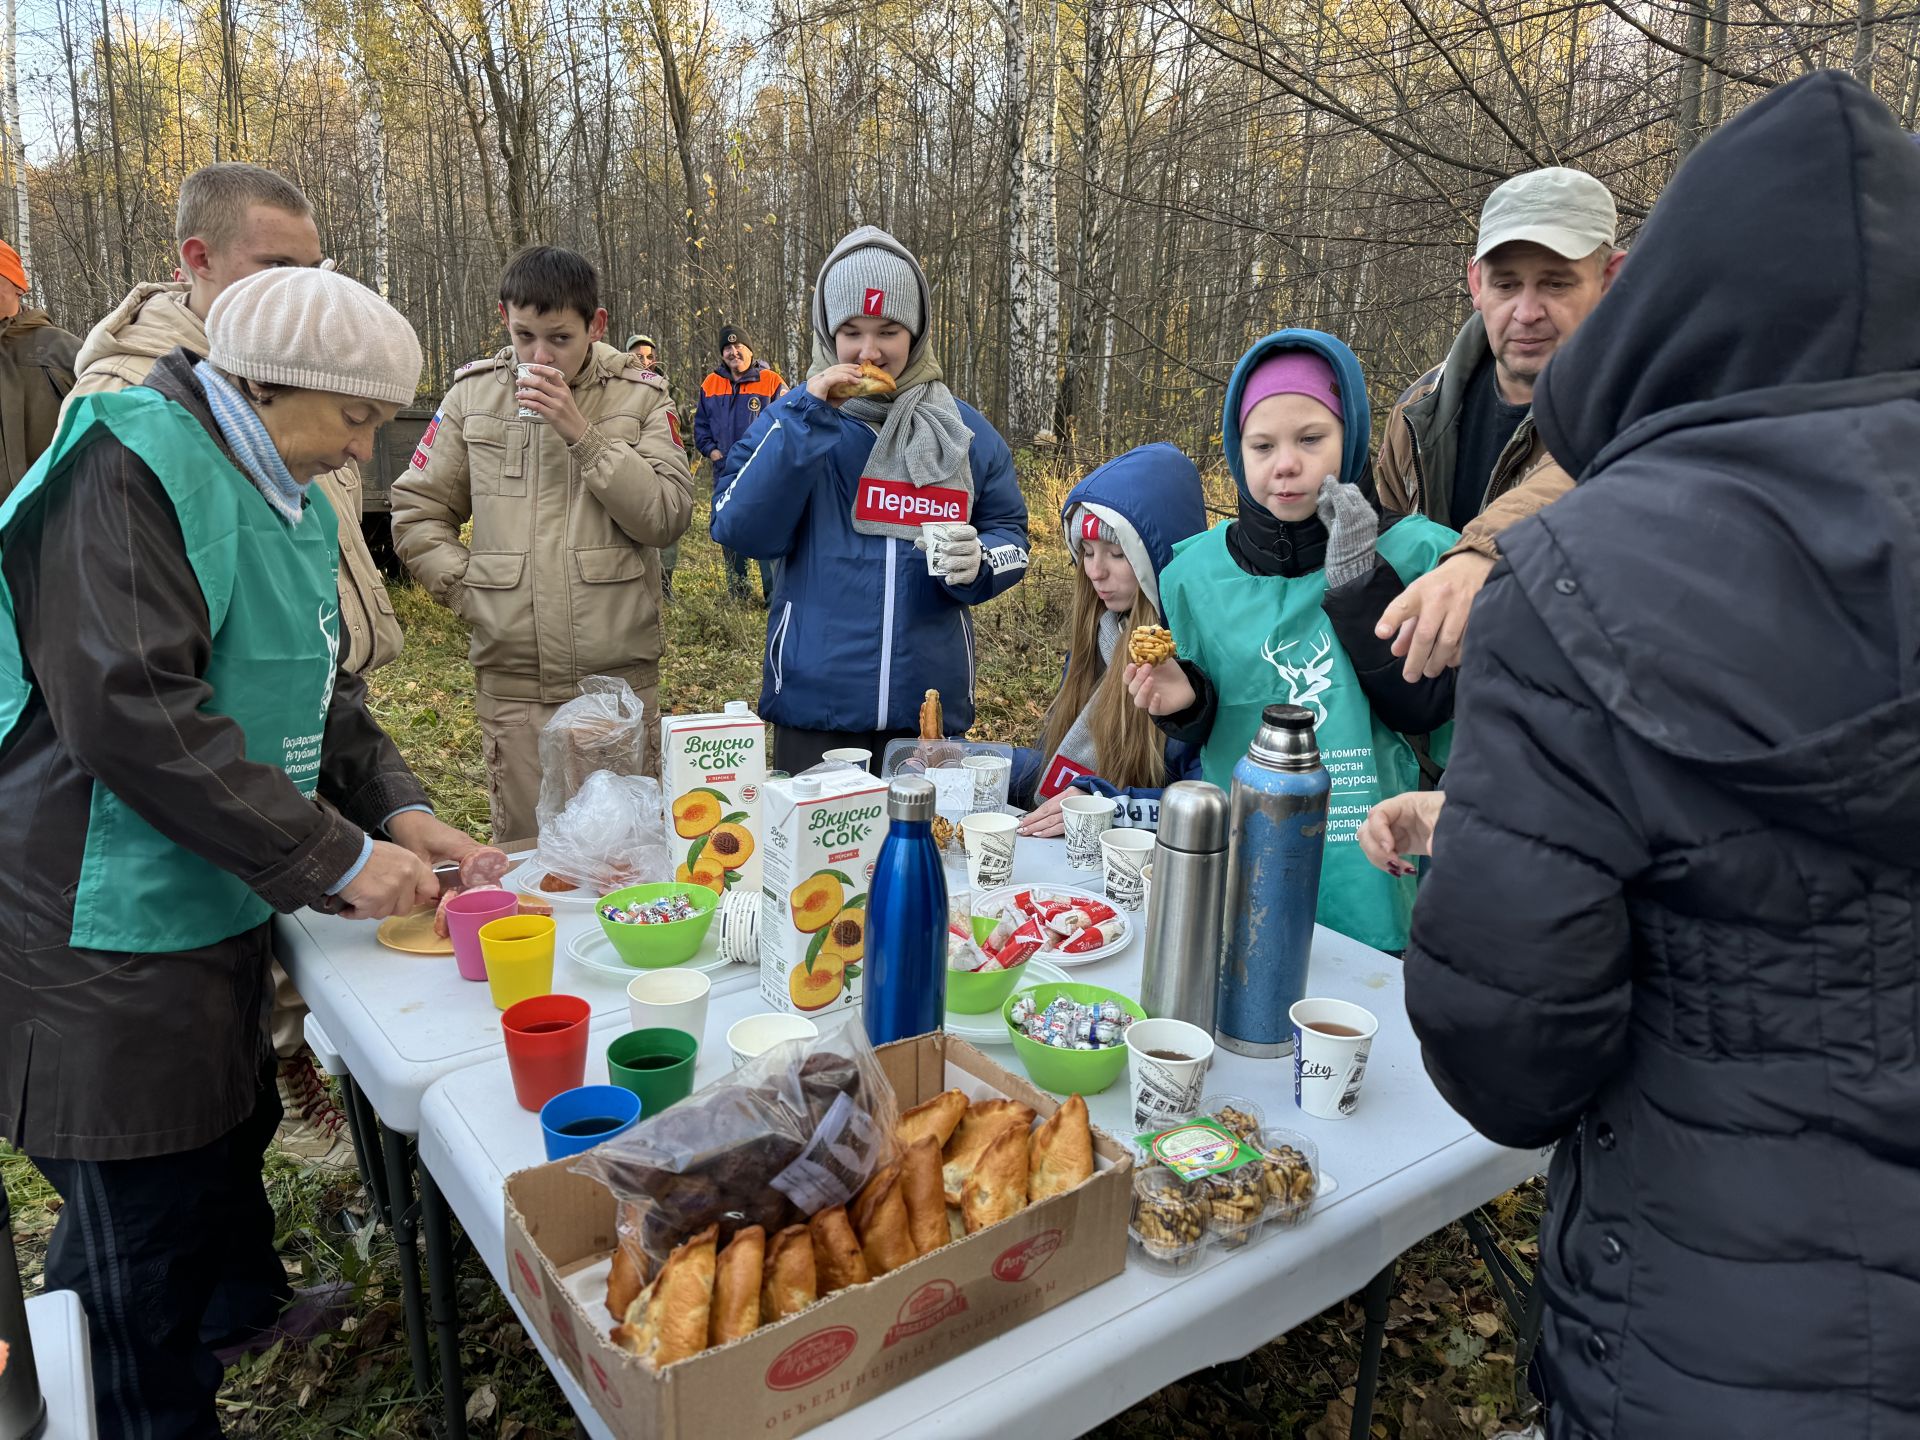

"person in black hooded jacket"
[1402,71,1920,1439]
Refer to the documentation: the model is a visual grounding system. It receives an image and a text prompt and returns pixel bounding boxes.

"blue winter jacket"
[710,386,1030,734]
[695,362,786,478]
[1011,443,1207,827]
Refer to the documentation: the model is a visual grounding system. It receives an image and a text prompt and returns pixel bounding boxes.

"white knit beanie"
[207,267,423,405]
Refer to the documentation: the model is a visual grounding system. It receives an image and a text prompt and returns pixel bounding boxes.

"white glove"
[916,523,982,586]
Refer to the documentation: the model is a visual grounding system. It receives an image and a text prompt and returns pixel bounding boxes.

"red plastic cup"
[501,994,592,1112]
[445,889,521,981]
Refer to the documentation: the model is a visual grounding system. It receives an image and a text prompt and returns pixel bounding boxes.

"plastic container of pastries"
[1197,1093,1267,1146]
[1252,1127,1320,1229]
[1128,1165,1212,1274]
[1196,1160,1269,1252]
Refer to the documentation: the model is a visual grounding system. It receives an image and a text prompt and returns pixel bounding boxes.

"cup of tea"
[501,993,591,1112]
[539,1084,642,1160]
[480,915,556,1011]
[1060,793,1113,870]
[444,888,520,982]
[626,968,711,1039]
[960,811,1017,889]
[607,1027,699,1115]
[1288,998,1379,1120]
[1124,1017,1215,1131]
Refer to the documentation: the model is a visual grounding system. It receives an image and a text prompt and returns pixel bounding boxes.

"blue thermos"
[863,776,948,1046]
[1217,705,1331,1057]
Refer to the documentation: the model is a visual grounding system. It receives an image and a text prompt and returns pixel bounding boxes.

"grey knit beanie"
[207,267,423,405]
[821,244,924,336]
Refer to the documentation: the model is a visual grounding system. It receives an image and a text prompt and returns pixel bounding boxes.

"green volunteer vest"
[1159,517,1457,953]
[0,389,341,952]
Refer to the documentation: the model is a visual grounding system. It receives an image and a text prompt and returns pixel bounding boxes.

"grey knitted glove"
[1316,474,1379,589]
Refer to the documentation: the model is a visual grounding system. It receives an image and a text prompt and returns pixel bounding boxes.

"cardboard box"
[758,769,890,1017]
[660,704,767,896]
[503,1033,1134,1440]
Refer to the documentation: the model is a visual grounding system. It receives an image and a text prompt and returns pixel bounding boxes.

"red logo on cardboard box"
[884,1280,969,1347]
[586,1356,624,1408]
[993,1228,1064,1283]
[512,1249,543,1299]
[766,1326,858,1390]
[863,288,885,315]
[854,477,971,528]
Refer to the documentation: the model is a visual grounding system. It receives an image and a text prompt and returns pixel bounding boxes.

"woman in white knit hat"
[0,266,483,1439]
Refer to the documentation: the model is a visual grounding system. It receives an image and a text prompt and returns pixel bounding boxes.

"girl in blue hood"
[1129,331,1458,951]
[1009,443,1208,835]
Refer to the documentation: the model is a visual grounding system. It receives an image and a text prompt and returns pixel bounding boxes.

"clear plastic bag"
[573,1016,902,1281]
[537,675,650,830]
[531,770,671,894]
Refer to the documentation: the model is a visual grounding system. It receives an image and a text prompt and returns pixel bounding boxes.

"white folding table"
[414,842,1544,1439]
[24,1289,98,1440]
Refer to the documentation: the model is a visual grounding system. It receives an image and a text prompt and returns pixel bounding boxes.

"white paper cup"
[1126,1018,1215,1131]
[1289,998,1379,1119]
[727,1012,819,1068]
[1142,861,1154,922]
[626,969,711,1040]
[1060,793,1114,870]
[921,522,962,574]
[1100,829,1154,911]
[821,747,873,772]
[960,811,1017,890]
[515,361,551,421]
[962,754,1012,812]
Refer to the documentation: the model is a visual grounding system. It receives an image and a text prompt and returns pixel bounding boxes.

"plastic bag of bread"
[536,675,651,831]
[574,1016,903,1282]
[531,770,671,895]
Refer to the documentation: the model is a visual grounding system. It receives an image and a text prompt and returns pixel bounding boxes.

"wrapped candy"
[600,893,701,926]
[1012,995,1133,1050]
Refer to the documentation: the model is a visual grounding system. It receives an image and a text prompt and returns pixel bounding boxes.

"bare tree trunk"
[641,0,708,334]
[0,0,20,268]
[1028,0,1060,441]
[1855,0,1879,88]
[1675,0,1708,158]
[97,0,133,288]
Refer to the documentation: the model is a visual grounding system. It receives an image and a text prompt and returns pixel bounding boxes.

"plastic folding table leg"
[418,1165,470,1440]
[1348,1260,1397,1440]
[379,1123,434,1400]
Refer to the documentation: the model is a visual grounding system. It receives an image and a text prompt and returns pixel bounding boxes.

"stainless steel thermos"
[1216,705,1332,1057]
[1140,781,1231,1030]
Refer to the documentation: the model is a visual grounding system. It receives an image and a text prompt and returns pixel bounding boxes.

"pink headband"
[1238,350,1342,429]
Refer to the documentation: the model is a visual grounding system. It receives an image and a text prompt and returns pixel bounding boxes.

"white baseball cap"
[1475,167,1618,262]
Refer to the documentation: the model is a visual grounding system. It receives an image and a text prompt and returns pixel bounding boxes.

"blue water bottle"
[863,776,948,1045]
[1217,705,1332,1057]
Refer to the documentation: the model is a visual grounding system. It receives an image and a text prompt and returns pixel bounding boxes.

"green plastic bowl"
[947,916,1023,1014]
[1002,981,1148,1094]
[596,883,719,968]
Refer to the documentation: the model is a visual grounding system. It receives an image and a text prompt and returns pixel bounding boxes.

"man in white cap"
[1372,167,1624,678]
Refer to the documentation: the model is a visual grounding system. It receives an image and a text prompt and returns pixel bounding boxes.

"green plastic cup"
[607,1027,699,1115]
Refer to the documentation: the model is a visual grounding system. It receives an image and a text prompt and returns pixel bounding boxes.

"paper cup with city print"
[960,811,1017,889]
[921,522,964,575]
[1060,793,1113,870]
[963,754,1012,813]
[1125,1017,1215,1131]
[1288,997,1379,1119]
[1099,829,1154,912]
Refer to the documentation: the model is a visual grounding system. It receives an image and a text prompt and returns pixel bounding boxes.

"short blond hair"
[175,163,311,252]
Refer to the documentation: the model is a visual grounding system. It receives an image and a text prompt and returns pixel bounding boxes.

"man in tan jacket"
[0,240,80,498]
[392,245,693,844]
[67,162,403,675]
[1372,168,1623,680]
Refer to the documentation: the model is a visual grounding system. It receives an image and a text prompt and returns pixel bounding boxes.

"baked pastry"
[898,1089,968,1152]
[760,1224,817,1321]
[610,1224,716,1368]
[1128,624,1177,667]
[962,1123,1029,1234]
[709,1226,764,1347]
[918,689,943,741]
[809,1206,872,1294]
[537,870,580,893]
[1028,1093,1095,1202]
[899,1136,950,1255]
[827,361,897,399]
[942,1099,1035,1206]
[606,1238,646,1321]
[850,1163,917,1276]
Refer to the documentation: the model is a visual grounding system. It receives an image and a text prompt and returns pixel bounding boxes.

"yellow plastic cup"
[480,915,556,1011]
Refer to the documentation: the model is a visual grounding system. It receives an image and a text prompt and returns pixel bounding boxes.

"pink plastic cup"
[444,889,521,981]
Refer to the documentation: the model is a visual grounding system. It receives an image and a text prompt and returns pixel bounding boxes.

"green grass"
[3,458,1540,1437]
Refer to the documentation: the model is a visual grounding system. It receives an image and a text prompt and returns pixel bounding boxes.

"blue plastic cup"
[539,1084,642,1160]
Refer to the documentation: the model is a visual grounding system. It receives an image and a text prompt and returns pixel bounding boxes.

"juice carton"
[660,702,767,899]
[760,769,890,1016]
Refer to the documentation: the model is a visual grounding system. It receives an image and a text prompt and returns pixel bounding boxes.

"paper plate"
[943,959,1072,1045]
[566,927,740,979]
[375,905,453,956]
[973,883,1132,966]
[502,860,600,907]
